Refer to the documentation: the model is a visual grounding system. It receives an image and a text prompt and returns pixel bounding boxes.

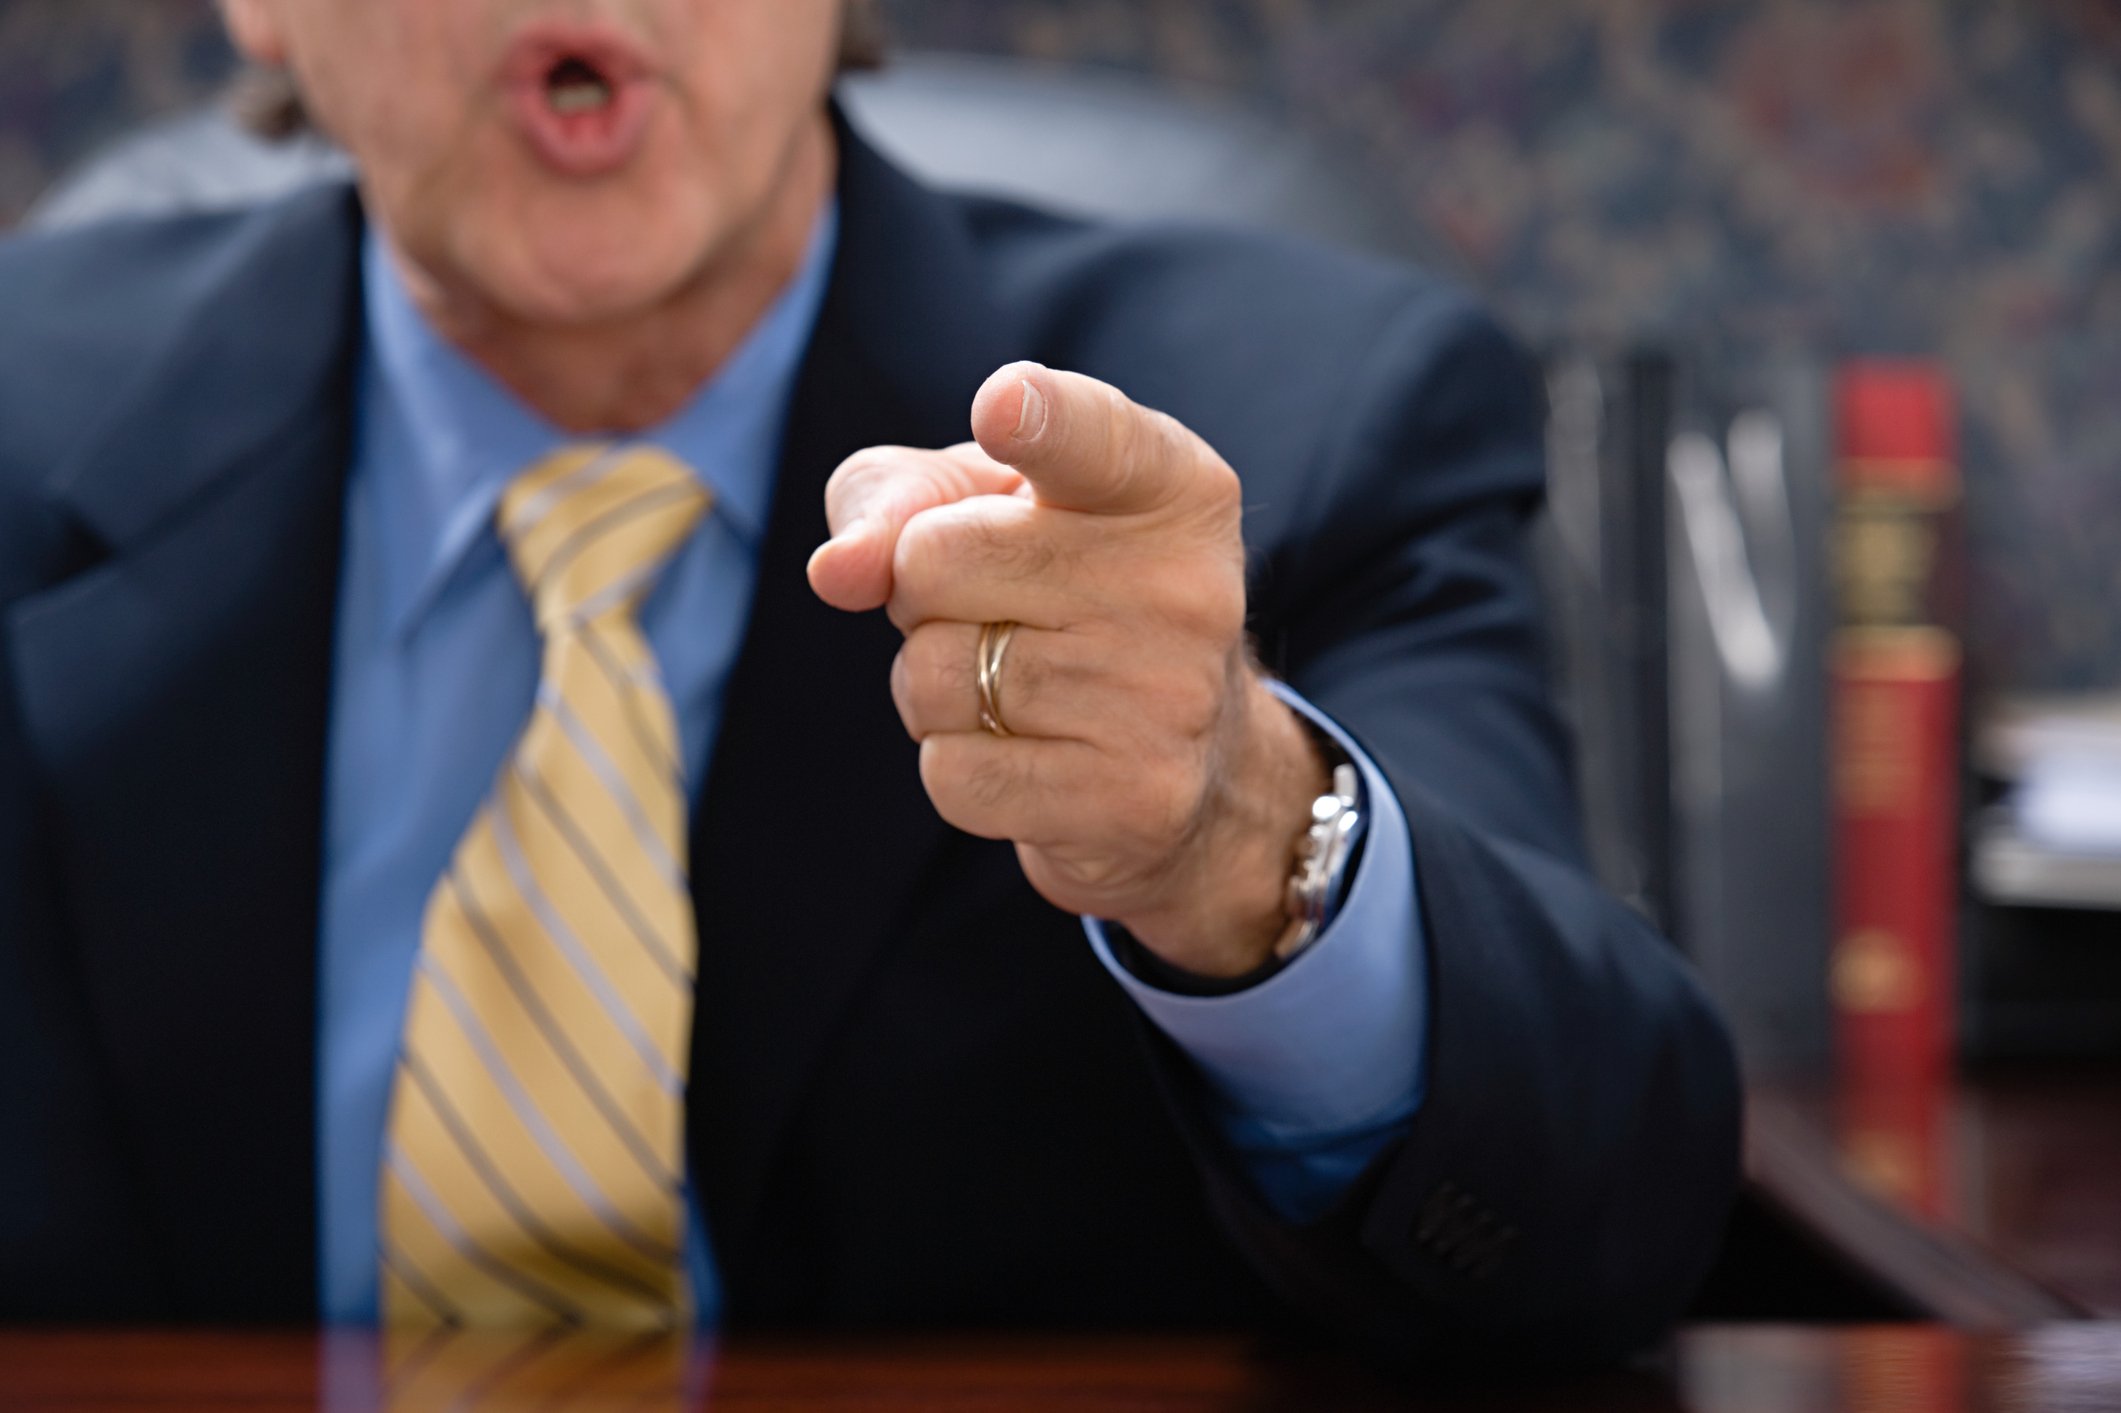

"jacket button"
[1414,1183,1461,1244]
[1413,1183,1517,1278]
[1467,1226,1518,1280]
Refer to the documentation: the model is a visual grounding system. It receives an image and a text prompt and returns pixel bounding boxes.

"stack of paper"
[1974,694,2121,910]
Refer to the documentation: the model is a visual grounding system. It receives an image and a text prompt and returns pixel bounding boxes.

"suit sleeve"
[1140,291,1742,1368]
[1085,689,1429,1221]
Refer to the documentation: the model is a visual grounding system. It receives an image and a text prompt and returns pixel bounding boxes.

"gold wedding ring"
[976,620,1020,737]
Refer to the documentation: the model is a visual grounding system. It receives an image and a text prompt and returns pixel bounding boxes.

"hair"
[230,0,887,140]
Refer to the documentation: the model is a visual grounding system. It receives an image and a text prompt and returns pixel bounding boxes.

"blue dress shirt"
[319,207,1429,1323]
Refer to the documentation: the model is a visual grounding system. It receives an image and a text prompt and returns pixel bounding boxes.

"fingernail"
[1013,377,1048,443]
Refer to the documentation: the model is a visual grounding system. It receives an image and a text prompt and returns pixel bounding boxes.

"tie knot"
[498,446,712,629]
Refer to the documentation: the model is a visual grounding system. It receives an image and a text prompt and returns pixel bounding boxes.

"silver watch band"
[1274,760,1365,960]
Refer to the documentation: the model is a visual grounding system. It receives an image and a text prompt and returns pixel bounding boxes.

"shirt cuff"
[1083,683,1428,1142]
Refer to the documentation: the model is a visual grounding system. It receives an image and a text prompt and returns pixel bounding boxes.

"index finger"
[969,361,1222,517]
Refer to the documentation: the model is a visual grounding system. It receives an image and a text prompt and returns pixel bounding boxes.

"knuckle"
[830,447,906,483]
[901,619,945,676]
[918,739,1024,837]
[1199,454,1243,513]
[1117,404,1182,484]
[965,508,1058,580]
[918,740,978,826]
[1154,755,1207,829]
[897,630,970,736]
[890,647,919,736]
[826,447,909,511]
[1159,569,1245,644]
[917,748,968,834]
[1123,403,1238,522]
[891,509,949,596]
[1101,383,1140,447]
[1105,402,1152,493]
[1158,660,1227,739]
[917,736,950,796]
[1035,849,1137,898]
[965,752,1021,812]
[1142,407,1192,467]
[1105,754,1195,853]
[919,626,978,704]
[895,502,1059,593]
[1178,456,1244,547]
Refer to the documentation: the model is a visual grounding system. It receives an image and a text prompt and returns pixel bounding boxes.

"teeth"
[548,78,612,114]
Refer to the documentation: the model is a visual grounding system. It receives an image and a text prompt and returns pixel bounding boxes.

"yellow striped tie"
[381,445,710,1330]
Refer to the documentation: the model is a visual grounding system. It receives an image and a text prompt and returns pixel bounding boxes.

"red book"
[1828,363,1962,1085]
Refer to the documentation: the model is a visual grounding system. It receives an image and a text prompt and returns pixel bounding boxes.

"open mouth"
[545,55,615,117]
[502,24,657,177]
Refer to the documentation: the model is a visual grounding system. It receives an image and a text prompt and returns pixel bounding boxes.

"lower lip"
[508,76,656,179]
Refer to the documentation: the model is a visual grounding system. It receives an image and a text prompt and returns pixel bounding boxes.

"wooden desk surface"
[1747,1065,2121,1322]
[2,1326,2119,1411]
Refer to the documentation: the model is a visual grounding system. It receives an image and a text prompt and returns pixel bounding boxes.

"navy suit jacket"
[0,123,1739,1364]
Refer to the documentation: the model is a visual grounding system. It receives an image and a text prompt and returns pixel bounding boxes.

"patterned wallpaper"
[3,0,2119,690]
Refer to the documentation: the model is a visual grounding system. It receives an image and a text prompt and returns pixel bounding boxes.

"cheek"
[286,3,475,167]
[681,0,839,147]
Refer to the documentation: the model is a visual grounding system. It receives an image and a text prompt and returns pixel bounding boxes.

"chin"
[413,135,724,327]
[478,214,716,328]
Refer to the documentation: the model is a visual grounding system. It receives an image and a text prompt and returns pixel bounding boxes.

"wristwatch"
[1273,756,1366,961]
[1102,737,1368,996]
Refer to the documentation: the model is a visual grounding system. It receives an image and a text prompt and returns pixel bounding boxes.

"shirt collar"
[356,202,838,640]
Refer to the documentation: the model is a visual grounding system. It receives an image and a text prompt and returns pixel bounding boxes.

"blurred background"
[4,0,2120,1324]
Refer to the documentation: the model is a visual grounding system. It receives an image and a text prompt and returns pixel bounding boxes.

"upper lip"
[498,19,656,92]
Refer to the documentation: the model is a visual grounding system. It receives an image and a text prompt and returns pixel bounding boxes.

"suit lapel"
[688,117,1021,1298]
[6,186,364,1318]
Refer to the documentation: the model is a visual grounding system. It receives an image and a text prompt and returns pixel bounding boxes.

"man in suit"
[0,0,1739,1365]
